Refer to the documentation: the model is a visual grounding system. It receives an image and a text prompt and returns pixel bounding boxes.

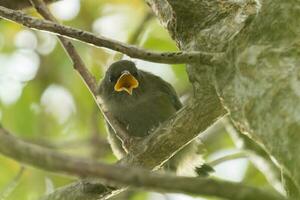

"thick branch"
[0,128,285,200]
[28,0,134,153]
[114,11,154,60]
[0,6,221,64]
[44,94,227,200]
[147,0,300,197]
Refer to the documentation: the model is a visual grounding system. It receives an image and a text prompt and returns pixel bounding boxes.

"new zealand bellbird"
[99,60,212,176]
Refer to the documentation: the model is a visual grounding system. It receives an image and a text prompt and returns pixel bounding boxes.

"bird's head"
[102,60,140,96]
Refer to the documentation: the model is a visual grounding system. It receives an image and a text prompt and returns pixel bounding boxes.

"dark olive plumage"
[99,60,212,175]
[99,60,181,137]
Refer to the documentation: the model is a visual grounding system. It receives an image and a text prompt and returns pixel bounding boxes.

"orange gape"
[114,71,139,95]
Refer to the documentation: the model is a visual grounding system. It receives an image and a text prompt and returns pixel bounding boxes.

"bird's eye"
[132,71,138,77]
[109,75,115,83]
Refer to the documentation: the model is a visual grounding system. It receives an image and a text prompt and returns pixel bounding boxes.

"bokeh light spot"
[41,84,76,124]
[50,0,80,21]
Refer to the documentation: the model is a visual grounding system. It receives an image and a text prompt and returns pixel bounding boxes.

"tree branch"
[0,6,222,64]
[147,0,300,197]
[208,152,248,167]
[0,127,285,200]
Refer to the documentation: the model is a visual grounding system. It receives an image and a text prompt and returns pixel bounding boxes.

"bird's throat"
[114,72,139,95]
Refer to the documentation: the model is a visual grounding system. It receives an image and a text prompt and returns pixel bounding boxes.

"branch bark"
[215,1,300,196]
[147,0,300,197]
[0,6,221,65]
[0,127,285,200]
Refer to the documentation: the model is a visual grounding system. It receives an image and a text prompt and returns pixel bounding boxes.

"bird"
[98,60,213,176]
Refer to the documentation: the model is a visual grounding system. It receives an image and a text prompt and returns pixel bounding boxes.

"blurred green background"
[0,0,278,199]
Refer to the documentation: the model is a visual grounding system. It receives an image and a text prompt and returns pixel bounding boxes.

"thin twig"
[0,166,25,200]
[127,11,154,46]
[0,6,222,64]
[208,152,248,167]
[0,128,285,200]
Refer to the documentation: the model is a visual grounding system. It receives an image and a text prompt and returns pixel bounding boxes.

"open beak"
[114,71,139,95]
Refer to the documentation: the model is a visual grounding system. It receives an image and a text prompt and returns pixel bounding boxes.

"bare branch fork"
[0,6,222,64]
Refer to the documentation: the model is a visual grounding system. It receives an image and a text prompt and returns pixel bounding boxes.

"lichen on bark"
[147,0,300,197]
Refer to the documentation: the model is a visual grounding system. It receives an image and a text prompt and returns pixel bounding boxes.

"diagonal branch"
[0,127,285,200]
[0,6,222,64]
[29,0,97,95]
